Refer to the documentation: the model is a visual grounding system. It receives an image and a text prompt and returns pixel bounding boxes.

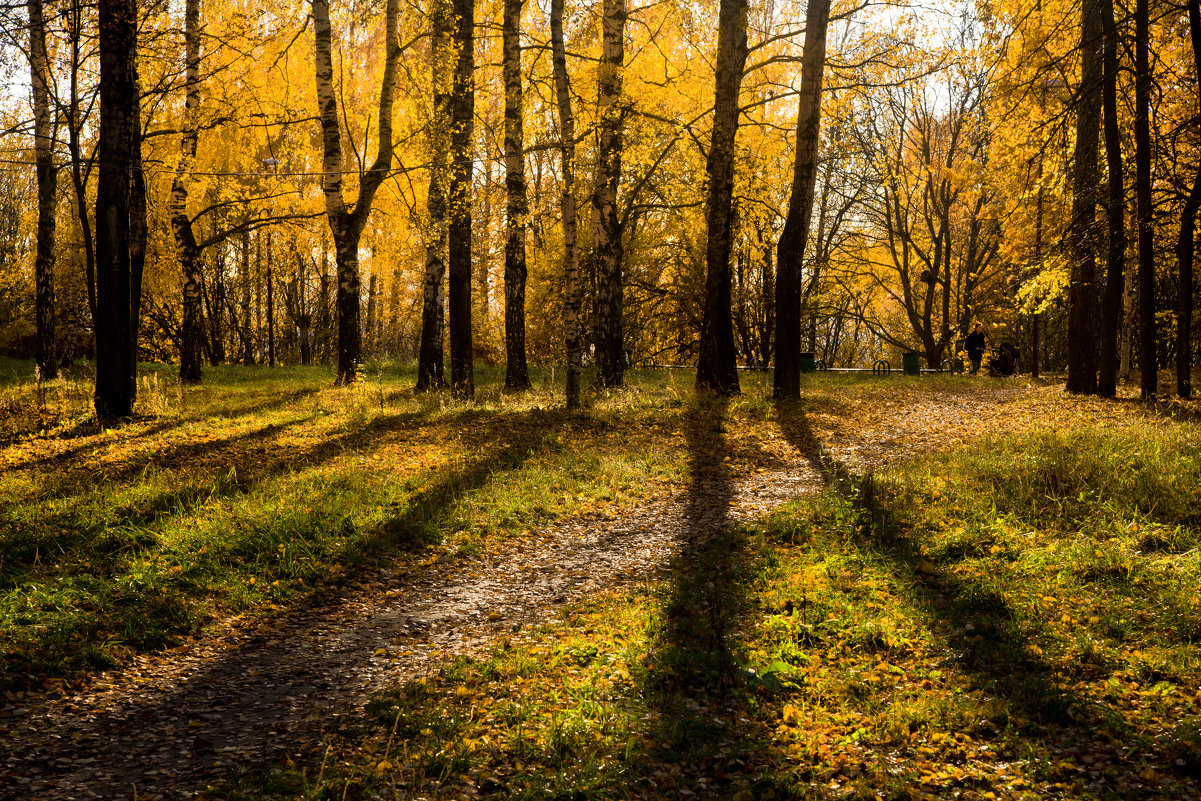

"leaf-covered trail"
[0,383,1053,800]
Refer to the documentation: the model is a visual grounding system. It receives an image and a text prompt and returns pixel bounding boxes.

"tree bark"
[267,230,276,366]
[416,0,451,391]
[1098,0,1124,397]
[592,0,627,388]
[173,0,203,384]
[313,0,400,385]
[551,0,582,409]
[65,0,96,325]
[774,0,831,399]
[503,0,530,390]
[1135,0,1156,398]
[29,0,57,380]
[1176,0,1201,399]
[1066,0,1103,394]
[447,0,475,398]
[695,0,749,395]
[94,0,139,419]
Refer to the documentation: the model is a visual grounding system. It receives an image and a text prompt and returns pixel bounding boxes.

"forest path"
[0,382,1039,800]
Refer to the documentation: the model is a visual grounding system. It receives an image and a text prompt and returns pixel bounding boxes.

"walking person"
[966,323,986,375]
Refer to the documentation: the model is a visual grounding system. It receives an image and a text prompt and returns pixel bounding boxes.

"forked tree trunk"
[551,0,582,409]
[173,0,203,384]
[313,0,400,385]
[416,0,451,391]
[447,0,475,398]
[1098,0,1125,397]
[1176,0,1201,399]
[592,0,627,388]
[29,0,57,380]
[774,0,831,399]
[695,0,749,395]
[503,0,530,390]
[1135,0,1156,398]
[94,0,139,419]
[1066,0,1103,395]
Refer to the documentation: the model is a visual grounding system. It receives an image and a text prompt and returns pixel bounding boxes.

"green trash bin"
[800,352,816,373]
[902,352,921,376]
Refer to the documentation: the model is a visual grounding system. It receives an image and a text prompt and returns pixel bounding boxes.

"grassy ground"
[244,387,1201,800]
[0,360,732,691]
[5,361,1199,798]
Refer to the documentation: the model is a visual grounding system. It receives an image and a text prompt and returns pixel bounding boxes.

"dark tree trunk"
[416,0,451,392]
[240,228,255,364]
[29,0,57,380]
[267,231,276,366]
[1098,0,1124,397]
[1066,0,1103,394]
[774,0,831,399]
[1135,0,1156,398]
[313,0,400,385]
[695,0,749,395]
[592,0,627,388]
[173,0,203,384]
[503,0,530,390]
[1176,0,1201,399]
[551,0,582,409]
[65,0,97,326]
[447,0,475,398]
[94,0,139,419]
[761,235,774,367]
[209,253,226,364]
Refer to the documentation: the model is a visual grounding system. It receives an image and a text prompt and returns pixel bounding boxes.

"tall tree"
[1134,0,1155,398]
[94,0,139,419]
[551,0,582,409]
[592,0,627,388]
[1176,0,1201,399]
[172,0,203,384]
[416,0,451,391]
[28,0,57,380]
[502,0,530,390]
[695,0,749,395]
[1066,0,1103,394]
[774,0,831,399]
[313,0,400,385]
[447,0,475,398]
[1098,0,1125,397]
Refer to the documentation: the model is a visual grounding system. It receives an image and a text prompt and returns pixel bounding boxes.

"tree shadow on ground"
[620,395,824,797]
[774,398,1123,755]
[1,426,562,795]
[0,402,587,694]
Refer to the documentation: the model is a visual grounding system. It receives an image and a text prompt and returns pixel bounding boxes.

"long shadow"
[774,399,1105,737]
[3,388,323,476]
[1,430,558,798]
[617,395,791,796]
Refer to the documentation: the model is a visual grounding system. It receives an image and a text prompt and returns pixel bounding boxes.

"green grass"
[0,360,738,691]
[271,395,1201,800]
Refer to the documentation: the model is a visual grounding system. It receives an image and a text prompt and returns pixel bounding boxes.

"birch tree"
[695,0,749,395]
[551,0,582,408]
[774,0,831,399]
[28,0,57,380]
[313,0,400,385]
[447,0,475,398]
[172,0,203,384]
[592,0,627,388]
[502,0,530,390]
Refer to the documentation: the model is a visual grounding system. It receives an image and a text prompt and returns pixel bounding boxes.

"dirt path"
[0,385,1035,800]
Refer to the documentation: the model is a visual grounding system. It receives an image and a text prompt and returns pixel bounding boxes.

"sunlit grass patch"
[296,395,1201,800]
[0,362,754,691]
